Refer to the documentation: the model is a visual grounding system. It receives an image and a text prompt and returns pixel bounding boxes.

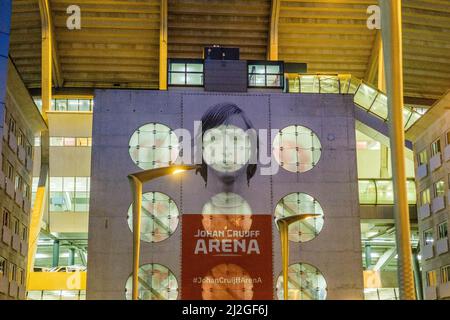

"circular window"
[272,125,321,173]
[202,193,252,240]
[127,192,179,243]
[276,263,327,300]
[274,192,324,242]
[129,123,179,170]
[125,263,178,300]
[203,124,252,173]
[202,263,254,300]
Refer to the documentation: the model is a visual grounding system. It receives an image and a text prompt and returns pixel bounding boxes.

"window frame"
[247,60,284,89]
[433,180,445,198]
[431,138,441,157]
[2,209,10,228]
[426,270,437,287]
[423,228,434,246]
[168,58,204,87]
[418,149,428,166]
[441,265,450,284]
[438,221,448,240]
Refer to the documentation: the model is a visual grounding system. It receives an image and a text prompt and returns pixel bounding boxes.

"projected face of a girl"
[202,114,253,184]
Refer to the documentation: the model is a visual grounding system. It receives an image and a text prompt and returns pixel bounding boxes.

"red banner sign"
[181,214,273,300]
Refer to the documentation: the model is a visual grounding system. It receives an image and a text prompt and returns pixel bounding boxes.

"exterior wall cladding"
[87,90,364,300]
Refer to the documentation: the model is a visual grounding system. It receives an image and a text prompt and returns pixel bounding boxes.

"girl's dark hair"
[196,102,258,186]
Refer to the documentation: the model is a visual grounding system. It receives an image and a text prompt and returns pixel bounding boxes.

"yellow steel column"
[268,0,281,60]
[380,0,416,300]
[28,0,52,285]
[159,0,168,90]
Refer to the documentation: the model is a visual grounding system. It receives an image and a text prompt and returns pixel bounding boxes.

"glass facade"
[50,137,92,147]
[358,179,416,205]
[49,177,90,212]
[27,290,86,300]
[287,74,424,130]
[34,98,93,112]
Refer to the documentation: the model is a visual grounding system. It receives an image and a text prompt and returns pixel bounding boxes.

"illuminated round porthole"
[127,192,179,243]
[201,193,252,240]
[129,123,179,170]
[202,124,252,173]
[125,263,178,300]
[274,192,324,243]
[272,125,322,173]
[276,263,327,300]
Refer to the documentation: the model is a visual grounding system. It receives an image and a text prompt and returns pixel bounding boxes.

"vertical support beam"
[28,0,52,284]
[380,0,416,300]
[52,240,60,268]
[159,0,168,90]
[364,31,381,86]
[365,244,372,269]
[412,247,423,300]
[378,43,386,92]
[268,0,281,60]
[0,0,12,140]
[69,248,76,266]
[380,145,389,178]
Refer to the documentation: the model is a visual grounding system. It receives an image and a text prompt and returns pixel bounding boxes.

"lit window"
[50,137,64,146]
[431,139,441,157]
[274,192,324,243]
[64,137,76,146]
[248,62,283,88]
[276,263,327,300]
[0,256,6,277]
[272,125,322,173]
[420,188,430,206]
[202,124,252,173]
[434,180,445,198]
[128,123,179,170]
[125,264,178,300]
[49,177,90,212]
[441,265,450,284]
[8,262,16,282]
[418,149,428,166]
[423,229,434,246]
[426,270,437,287]
[438,221,448,240]
[168,59,204,86]
[127,192,180,243]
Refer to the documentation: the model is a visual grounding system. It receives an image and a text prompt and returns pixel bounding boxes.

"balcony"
[15,190,23,208]
[431,196,445,214]
[8,132,17,153]
[3,123,8,142]
[421,243,434,260]
[0,171,5,190]
[430,153,442,172]
[2,225,11,245]
[23,200,31,215]
[26,155,33,172]
[436,238,449,255]
[18,285,26,300]
[425,286,437,300]
[445,145,450,162]
[417,164,428,180]
[0,275,8,294]
[5,178,14,198]
[418,204,431,220]
[439,282,450,299]
[17,145,26,164]
[11,233,20,252]
[8,281,18,298]
[20,239,28,257]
